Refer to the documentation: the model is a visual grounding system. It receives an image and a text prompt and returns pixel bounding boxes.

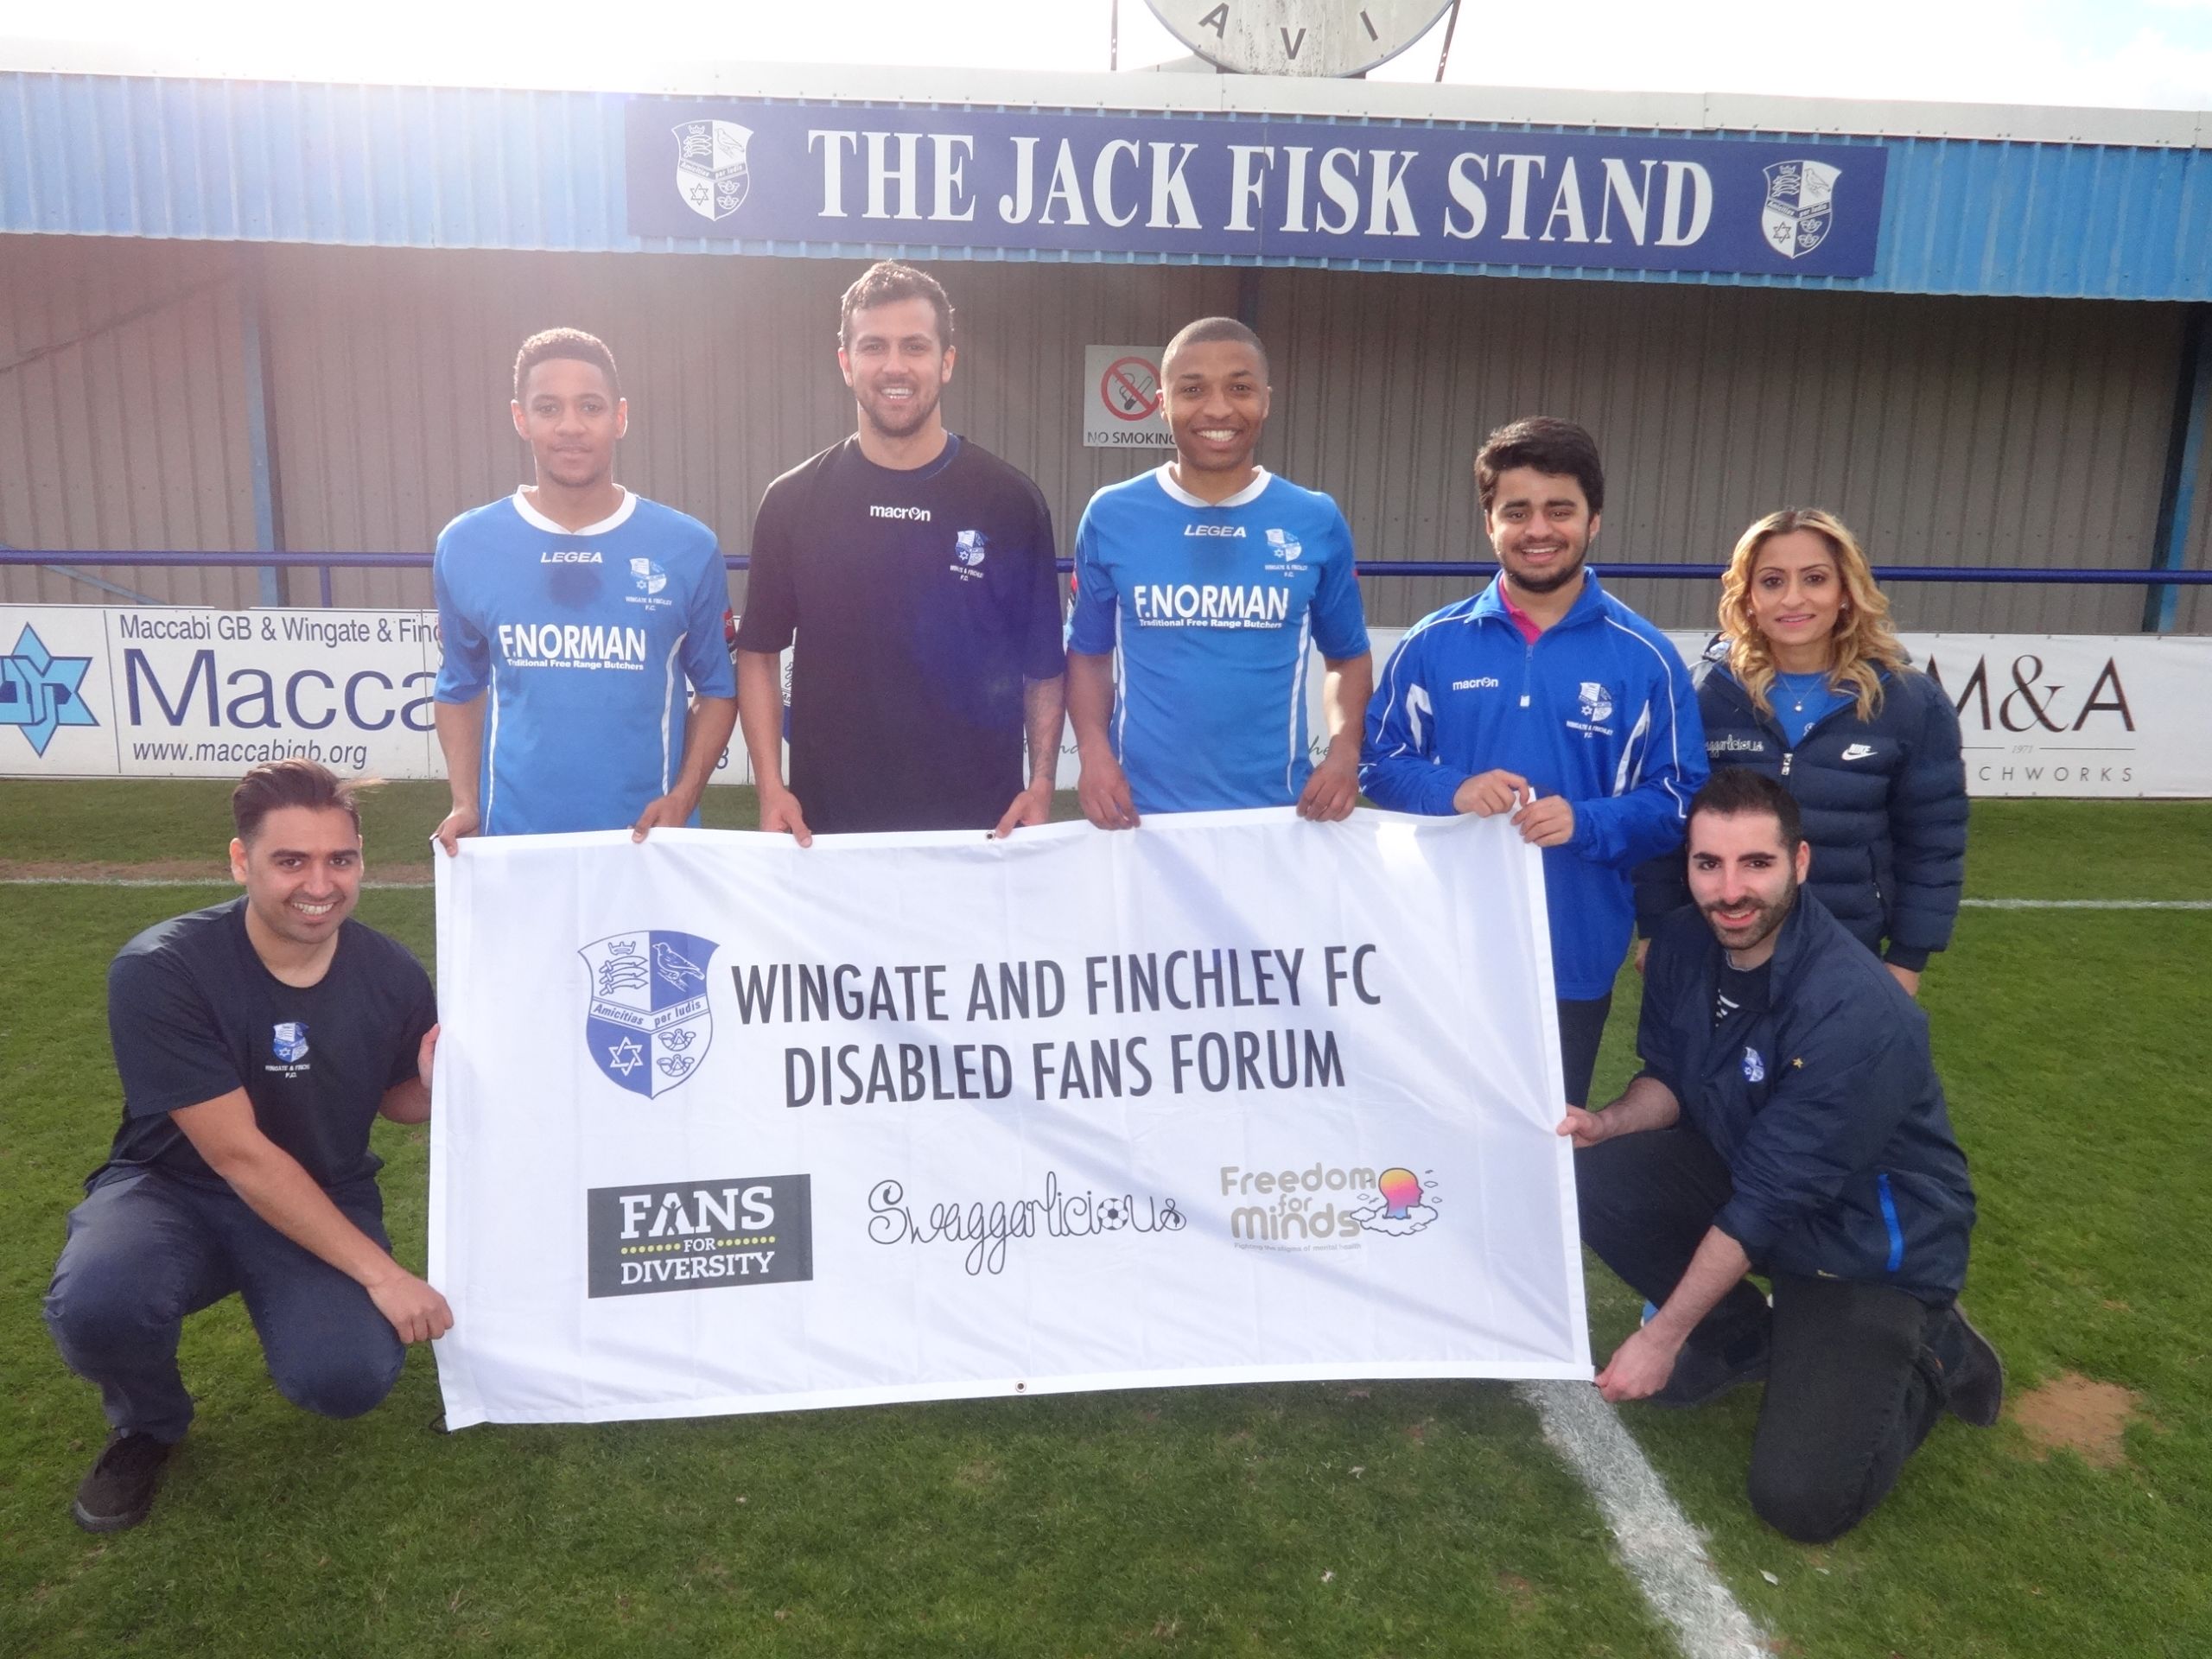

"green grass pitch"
[2,782,2207,1657]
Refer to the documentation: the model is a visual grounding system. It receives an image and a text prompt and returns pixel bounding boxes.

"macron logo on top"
[870,505,931,522]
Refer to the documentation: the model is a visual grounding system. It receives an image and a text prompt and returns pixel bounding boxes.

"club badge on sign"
[579,931,720,1098]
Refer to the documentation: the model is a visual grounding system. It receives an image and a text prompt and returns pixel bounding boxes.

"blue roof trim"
[4,73,2208,301]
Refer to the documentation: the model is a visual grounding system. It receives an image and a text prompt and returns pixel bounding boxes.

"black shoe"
[1932,1304,2005,1427]
[72,1429,174,1533]
[1648,1332,1770,1409]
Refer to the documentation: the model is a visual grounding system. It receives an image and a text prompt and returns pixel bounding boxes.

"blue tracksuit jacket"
[1639,893,1975,1301]
[1360,573,1707,1000]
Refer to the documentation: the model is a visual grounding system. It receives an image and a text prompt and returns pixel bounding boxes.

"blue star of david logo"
[1,625,99,756]
[607,1037,645,1076]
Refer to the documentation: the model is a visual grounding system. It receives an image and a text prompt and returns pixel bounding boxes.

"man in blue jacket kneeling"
[1560,768,2001,1543]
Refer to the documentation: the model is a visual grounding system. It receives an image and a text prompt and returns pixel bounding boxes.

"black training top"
[734,435,1066,835]
[100,899,436,1192]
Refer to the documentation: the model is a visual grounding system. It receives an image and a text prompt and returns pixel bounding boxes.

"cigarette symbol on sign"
[1101,356,1163,422]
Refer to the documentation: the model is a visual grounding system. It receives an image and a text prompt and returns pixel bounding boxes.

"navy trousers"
[1576,1125,1953,1543]
[44,1165,406,1443]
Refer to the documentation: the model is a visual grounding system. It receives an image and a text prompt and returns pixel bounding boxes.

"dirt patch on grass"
[2012,1373,2139,1467]
[0,858,434,887]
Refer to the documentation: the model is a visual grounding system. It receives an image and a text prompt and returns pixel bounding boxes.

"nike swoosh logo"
[1840,745,1877,761]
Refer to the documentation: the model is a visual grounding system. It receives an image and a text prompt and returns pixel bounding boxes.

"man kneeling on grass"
[1560,768,2002,1542]
[43,760,448,1532]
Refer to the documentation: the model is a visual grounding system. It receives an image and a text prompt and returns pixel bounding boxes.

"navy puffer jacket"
[1639,893,1975,1300]
[1636,645,1967,969]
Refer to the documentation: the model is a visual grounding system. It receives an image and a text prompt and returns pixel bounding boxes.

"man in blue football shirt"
[1065,318,1371,825]
[1361,417,1706,1108]
[432,328,737,849]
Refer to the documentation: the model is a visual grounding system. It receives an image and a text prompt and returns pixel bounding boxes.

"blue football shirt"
[1068,467,1370,813]
[433,489,736,835]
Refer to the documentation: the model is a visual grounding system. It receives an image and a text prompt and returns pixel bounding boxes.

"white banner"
[7,602,2208,797]
[428,810,1589,1427]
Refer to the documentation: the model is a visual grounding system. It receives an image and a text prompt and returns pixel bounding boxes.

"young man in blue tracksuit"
[1361,417,1705,1106]
[1561,770,2000,1543]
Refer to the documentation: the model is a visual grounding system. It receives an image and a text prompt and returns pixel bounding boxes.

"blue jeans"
[43,1165,406,1442]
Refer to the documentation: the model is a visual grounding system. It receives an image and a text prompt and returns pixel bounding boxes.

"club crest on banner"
[1761,160,1840,260]
[580,931,720,1097]
[674,120,752,224]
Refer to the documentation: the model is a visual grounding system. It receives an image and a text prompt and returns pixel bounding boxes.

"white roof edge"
[2,37,2205,149]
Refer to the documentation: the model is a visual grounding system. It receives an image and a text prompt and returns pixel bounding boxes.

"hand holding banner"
[429,810,1590,1427]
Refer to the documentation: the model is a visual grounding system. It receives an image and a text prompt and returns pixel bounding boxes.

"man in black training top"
[43,760,446,1533]
[734,260,1066,839]
[1560,768,2001,1542]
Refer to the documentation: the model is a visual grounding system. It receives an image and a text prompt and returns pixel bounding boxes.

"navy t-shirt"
[101,899,436,1192]
[734,435,1066,834]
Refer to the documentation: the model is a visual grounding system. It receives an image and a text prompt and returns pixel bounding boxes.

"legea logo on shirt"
[541,550,603,563]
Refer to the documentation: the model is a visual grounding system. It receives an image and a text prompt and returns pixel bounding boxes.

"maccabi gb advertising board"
[626,100,1886,278]
[4,606,2205,798]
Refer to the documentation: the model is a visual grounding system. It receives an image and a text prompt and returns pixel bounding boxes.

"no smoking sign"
[1083,345,1174,449]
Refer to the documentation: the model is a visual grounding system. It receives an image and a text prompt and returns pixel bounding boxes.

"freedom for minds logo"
[580,931,719,1098]
[586,1173,814,1298]
[675,119,752,224]
[1,624,99,756]
[1220,1160,1442,1247]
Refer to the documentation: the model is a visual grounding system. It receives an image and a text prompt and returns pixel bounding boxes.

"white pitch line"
[1518,1381,1770,1659]
[1961,898,2210,910]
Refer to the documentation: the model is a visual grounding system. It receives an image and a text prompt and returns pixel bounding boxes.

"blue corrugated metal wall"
[3,73,2207,301]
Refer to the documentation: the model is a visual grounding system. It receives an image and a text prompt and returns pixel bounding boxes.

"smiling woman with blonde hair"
[1637,507,1967,995]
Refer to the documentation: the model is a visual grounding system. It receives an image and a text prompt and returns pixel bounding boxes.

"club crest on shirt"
[271,1021,309,1065]
[580,931,720,1098]
[950,529,989,582]
[1578,682,1614,723]
[1742,1046,1766,1084]
[622,556,675,612]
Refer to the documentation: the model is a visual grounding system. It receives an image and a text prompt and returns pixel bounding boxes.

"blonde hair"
[1719,507,1909,722]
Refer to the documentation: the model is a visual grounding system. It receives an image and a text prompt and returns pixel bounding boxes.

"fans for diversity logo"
[586,1173,814,1298]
